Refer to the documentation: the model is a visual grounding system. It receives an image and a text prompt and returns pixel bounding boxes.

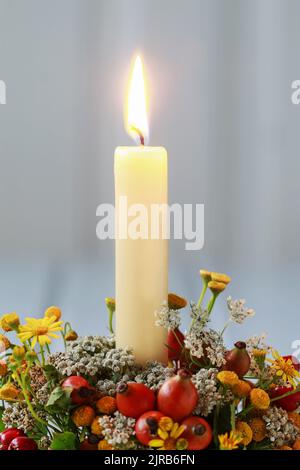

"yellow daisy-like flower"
[218,430,243,450]
[149,417,188,450]
[44,306,62,321]
[0,313,20,332]
[18,316,63,348]
[217,371,239,387]
[267,350,300,389]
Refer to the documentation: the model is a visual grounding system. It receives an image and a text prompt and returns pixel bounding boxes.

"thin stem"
[60,331,66,349]
[108,310,114,335]
[213,404,220,447]
[40,345,45,366]
[270,387,300,403]
[230,403,236,430]
[220,321,231,337]
[197,281,208,308]
[207,294,217,314]
[14,371,48,427]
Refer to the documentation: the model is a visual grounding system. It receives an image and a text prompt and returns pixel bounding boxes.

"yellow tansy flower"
[199,269,212,281]
[267,350,300,389]
[91,418,103,437]
[293,439,300,450]
[218,430,243,450]
[13,346,26,360]
[65,330,78,341]
[249,417,267,442]
[0,360,8,377]
[18,316,63,348]
[149,417,188,450]
[208,281,227,294]
[211,272,231,285]
[0,334,10,351]
[168,293,187,310]
[105,298,115,312]
[44,306,62,321]
[236,421,253,446]
[288,412,300,429]
[0,313,20,332]
[252,348,267,359]
[71,405,95,427]
[250,388,270,410]
[98,439,113,450]
[232,380,252,398]
[217,371,239,387]
[0,383,20,401]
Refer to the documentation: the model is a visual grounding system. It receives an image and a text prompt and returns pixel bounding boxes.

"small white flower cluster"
[67,335,115,357]
[99,411,136,449]
[2,402,46,433]
[227,297,255,324]
[246,333,271,377]
[246,332,269,351]
[184,328,226,367]
[49,336,135,378]
[189,302,209,332]
[155,301,181,330]
[192,368,232,416]
[135,361,175,391]
[102,347,135,374]
[263,406,300,447]
[48,351,105,377]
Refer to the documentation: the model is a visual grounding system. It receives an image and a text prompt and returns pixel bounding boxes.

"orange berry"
[96,396,117,415]
[71,405,95,427]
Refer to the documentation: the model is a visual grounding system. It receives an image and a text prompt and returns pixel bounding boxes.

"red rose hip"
[0,428,25,450]
[157,369,198,422]
[167,328,185,361]
[181,416,212,450]
[135,411,165,445]
[62,376,95,405]
[8,436,38,450]
[116,382,156,419]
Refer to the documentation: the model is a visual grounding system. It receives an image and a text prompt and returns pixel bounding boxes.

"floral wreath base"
[0,270,300,451]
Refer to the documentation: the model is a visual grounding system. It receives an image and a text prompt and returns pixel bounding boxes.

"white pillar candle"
[114,56,168,364]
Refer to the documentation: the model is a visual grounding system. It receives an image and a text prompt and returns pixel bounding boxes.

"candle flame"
[125,55,149,145]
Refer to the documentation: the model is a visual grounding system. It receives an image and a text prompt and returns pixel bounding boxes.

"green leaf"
[49,432,79,450]
[45,386,71,412]
[43,364,62,385]
[0,407,5,432]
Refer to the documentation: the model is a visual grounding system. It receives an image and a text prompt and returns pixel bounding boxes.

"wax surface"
[114,146,168,364]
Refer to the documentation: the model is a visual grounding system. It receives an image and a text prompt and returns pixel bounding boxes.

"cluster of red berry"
[117,369,212,450]
[0,428,37,450]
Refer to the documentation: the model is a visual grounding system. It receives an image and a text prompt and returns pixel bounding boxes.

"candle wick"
[131,126,145,146]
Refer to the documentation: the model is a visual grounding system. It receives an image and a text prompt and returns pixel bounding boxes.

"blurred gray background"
[0,0,299,352]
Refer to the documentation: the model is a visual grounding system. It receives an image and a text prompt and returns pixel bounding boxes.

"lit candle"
[115,55,168,364]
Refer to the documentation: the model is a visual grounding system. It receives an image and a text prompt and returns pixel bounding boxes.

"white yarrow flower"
[227,297,255,324]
